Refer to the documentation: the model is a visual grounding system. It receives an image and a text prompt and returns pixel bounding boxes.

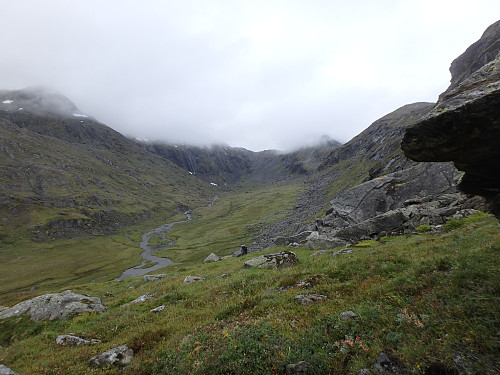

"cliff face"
[402,20,500,217]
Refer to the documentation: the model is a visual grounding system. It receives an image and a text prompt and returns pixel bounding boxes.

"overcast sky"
[1,1,499,151]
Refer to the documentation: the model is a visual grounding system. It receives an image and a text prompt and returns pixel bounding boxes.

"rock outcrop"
[0,290,106,322]
[402,20,500,218]
[90,345,134,367]
[243,251,299,269]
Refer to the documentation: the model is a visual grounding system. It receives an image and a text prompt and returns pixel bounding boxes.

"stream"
[116,211,192,280]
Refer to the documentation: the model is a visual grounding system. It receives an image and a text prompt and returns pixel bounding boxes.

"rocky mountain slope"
[0,87,212,242]
[140,136,342,186]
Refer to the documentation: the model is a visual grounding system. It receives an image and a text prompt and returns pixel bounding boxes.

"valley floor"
[0,212,499,374]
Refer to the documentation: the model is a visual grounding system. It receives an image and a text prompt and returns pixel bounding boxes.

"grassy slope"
[0,213,498,374]
[0,181,302,303]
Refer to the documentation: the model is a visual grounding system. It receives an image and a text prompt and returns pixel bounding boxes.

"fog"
[1,1,499,151]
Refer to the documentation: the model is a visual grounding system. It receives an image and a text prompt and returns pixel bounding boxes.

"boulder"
[0,365,18,375]
[373,352,404,374]
[183,276,206,284]
[122,293,155,306]
[273,231,313,246]
[150,305,167,313]
[340,311,358,321]
[324,162,460,229]
[402,21,500,218]
[90,345,134,367]
[233,245,248,257]
[203,253,220,263]
[286,361,312,374]
[0,290,106,322]
[56,335,100,346]
[243,251,299,270]
[304,231,348,250]
[294,294,327,306]
[142,274,168,282]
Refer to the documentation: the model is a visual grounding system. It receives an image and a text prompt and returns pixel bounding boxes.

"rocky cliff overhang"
[402,50,500,217]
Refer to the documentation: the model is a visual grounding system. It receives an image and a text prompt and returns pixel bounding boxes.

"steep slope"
[140,137,342,186]
[0,88,212,242]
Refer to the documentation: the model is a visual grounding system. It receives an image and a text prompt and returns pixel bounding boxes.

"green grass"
[0,213,498,374]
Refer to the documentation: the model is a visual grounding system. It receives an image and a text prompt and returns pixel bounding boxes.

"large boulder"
[0,290,106,322]
[243,251,299,269]
[323,162,460,229]
[402,21,500,218]
[0,365,18,375]
[90,345,134,367]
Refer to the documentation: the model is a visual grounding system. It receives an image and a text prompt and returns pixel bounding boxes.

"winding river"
[116,211,192,280]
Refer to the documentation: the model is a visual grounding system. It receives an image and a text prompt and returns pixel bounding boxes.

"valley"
[0,20,499,375]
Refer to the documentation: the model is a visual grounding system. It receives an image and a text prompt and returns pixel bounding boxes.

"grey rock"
[340,310,358,320]
[373,352,403,374]
[243,251,299,270]
[122,293,154,306]
[0,306,8,312]
[219,273,229,278]
[304,231,348,250]
[0,290,106,322]
[142,274,168,282]
[402,21,500,218]
[150,305,167,313]
[294,294,327,306]
[233,245,248,257]
[203,253,220,263]
[274,231,313,246]
[286,361,312,374]
[90,345,134,367]
[183,276,206,284]
[0,365,18,375]
[356,369,372,375]
[56,334,99,346]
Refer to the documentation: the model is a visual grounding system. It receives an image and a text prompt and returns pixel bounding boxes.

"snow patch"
[188,172,193,175]
[18,108,23,110]
[72,113,88,117]
[2,100,14,104]
[210,182,218,186]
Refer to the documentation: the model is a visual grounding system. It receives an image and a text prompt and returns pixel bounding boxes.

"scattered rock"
[203,253,220,263]
[0,365,18,375]
[233,245,248,257]
[286,361,312,374]
[340,310,358,320]
[0,306,8,312]
[183,276,206,284]
[142,274,168,282]
[219,273,229,278]
[150,305,167,313]
[243,251,299,270]
[356,369,372,375]
[304,231,348,250]
[0,290,106,322]
[56,334,100,346]
[294,294,327,306]
[373,352,404,374]
[122,293,155,306]
[90,345,134,368]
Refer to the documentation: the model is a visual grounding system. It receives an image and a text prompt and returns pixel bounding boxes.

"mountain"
[139,136,342,186]
[0,87,212,242]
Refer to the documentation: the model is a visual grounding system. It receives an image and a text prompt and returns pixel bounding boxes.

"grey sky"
[1,1,499,151]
